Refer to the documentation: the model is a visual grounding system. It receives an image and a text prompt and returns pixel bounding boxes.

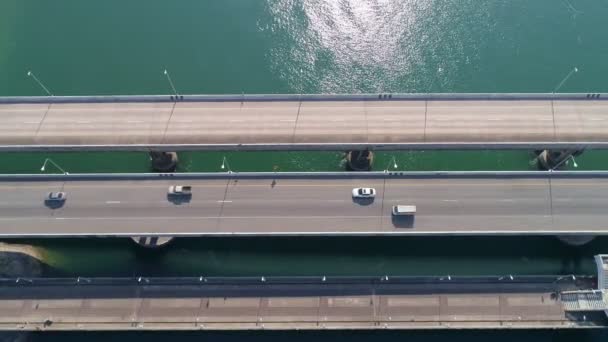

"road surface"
[0,279,599,330]
[2,98,608,151]
[1,176,608,237]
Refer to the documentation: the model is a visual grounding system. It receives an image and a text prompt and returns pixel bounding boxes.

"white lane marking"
[279,119,296,122]
[487,118,503,121]
[23,121,41,124]
[441,199,459,202]
[127,120,144,124]
[105,201,121,204]
[498,199,515,202]
[24,215,385,221]
[536,118,552,121]
[230,120,245,122]
[590,118,605,121]
[216,200,233,203]
[331,119,345,122]
[75,121,91,124]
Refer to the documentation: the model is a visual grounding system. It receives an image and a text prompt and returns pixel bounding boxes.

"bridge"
[1,171,608,238]
[0,275,601,330]
[1,93,607,152]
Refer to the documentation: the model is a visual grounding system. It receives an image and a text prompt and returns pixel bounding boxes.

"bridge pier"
[556,235,596,246]
[346,150,374,171]
[131,236,173,248]
[149,152,178,172]
[536,150,583,170]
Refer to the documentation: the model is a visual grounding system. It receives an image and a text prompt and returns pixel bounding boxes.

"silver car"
[352,188,376,198]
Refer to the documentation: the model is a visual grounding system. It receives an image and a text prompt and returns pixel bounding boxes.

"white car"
[352,188,376,198]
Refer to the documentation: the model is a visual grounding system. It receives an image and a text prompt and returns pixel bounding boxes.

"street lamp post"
[40,158,68,175]
[551,154,579,171]
[553,66,579,94]
[385,156,398,172]
[163,69,179,97]
[221,156,232,173]
[27,71,53,97]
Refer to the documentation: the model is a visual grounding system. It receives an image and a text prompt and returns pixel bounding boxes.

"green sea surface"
[2,0,608,339]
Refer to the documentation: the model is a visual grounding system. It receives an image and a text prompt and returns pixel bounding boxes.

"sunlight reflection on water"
[266,0,493,93]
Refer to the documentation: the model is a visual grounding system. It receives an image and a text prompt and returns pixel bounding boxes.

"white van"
[392,205,416,216]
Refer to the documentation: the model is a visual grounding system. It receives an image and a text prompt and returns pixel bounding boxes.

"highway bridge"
[0,275,601,330]
[1,171,608,237]
[1,93,607,151]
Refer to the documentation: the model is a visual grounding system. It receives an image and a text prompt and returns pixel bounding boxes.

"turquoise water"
[1,1,607,95]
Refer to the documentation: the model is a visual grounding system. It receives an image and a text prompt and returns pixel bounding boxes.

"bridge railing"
[2,170,608,182]
[1,274,590,287]
[0,93,606,104]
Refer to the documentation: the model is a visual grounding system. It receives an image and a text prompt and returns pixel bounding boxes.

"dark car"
[46,191,66,202]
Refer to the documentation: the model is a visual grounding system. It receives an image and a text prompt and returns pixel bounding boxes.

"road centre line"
[34,215,387,221]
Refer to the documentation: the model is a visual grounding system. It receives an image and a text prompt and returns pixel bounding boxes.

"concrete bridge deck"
[1,172,608,237]
[1,93,608,151]
[0,276,601,331]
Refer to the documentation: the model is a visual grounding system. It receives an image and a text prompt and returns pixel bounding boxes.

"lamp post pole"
[221,156,232,173]
[27,71,53,97]
[385,156,398,172]
[40,158,68,175]
[163,69,179,97]
[553,66,579,94]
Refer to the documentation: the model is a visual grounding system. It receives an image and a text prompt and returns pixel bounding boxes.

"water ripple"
[265,0,494,93]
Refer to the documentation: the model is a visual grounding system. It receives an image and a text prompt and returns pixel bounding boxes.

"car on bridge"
[46,191,66,202]
[45,192,66,208]
[392,205,416,216]
[168,185,192,197]
[352,188,376,199]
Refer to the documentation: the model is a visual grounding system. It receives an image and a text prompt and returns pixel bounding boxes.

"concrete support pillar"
[346,150,374,171]
[131,236,173,248]
[149,152,178,172]
[536,150,583,170]
[556,235,595,246]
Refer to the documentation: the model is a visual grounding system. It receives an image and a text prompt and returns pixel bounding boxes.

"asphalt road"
[0,280,593,330]
[1,177,608,237]
[1,99,608,150]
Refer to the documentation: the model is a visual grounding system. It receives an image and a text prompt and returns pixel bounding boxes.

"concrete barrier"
[0,92,607,104]
[0,274,586,287]
[2,170,608,182]
[1,142,605,152]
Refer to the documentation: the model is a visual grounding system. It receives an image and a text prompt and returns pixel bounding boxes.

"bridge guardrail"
[0,275,590,287]
[2,170,608,182]
[0,93,606,104]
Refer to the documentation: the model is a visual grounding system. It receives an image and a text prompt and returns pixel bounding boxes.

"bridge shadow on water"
[4,235,608,278]
[4,329,608,342]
